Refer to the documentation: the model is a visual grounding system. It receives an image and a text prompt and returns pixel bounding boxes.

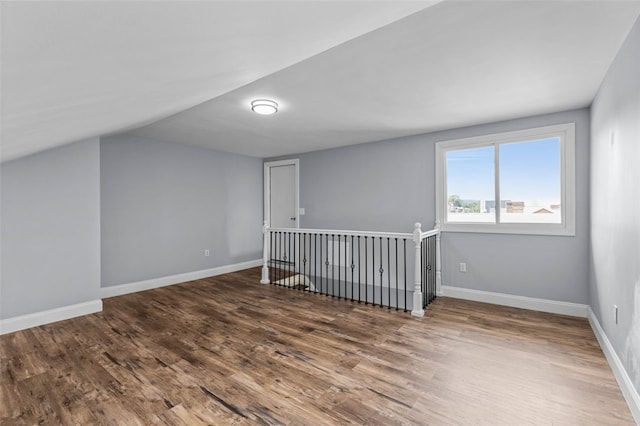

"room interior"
[2,1,640,423]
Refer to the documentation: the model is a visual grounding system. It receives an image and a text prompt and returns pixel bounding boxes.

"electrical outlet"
[614,305,618,324]
[299,207,306,215]
[459,262,467,273]
[204,249,210,257]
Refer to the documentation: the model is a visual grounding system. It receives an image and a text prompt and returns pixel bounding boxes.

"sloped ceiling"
[1,1,435,162]
[2,1,640,162]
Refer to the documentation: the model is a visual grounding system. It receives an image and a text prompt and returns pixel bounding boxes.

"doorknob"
[290,217,296,221]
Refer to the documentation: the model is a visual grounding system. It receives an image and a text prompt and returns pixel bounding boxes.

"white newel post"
[260,220,270,284]
[435,221,442,295]
[411,222,425,317]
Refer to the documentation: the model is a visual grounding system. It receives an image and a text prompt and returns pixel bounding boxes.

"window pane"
[446,146,495,223]
[499,137,561,224]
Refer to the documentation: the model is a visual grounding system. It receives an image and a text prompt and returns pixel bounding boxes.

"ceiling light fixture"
[251,99,278,115]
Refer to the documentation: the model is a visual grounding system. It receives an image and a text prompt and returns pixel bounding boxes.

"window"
[435,123,575,236]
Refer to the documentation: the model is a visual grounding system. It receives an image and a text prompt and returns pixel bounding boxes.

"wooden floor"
[0,267,634,425]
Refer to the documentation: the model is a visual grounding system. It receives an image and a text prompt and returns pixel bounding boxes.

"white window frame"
[435,123,576,236]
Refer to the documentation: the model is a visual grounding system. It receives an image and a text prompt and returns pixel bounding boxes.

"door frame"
[264,159,299,228]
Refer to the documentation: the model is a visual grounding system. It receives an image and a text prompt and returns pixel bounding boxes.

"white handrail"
[420,228,440,239]
[266,226,438,241]
[267,226,413,240]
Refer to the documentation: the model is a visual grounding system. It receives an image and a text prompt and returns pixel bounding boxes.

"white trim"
[264,158,299,229]
[0,299,103,335]
[101,259,262,298]
[266,225,439,241]
[435,122,576,236]
[441,285,588,317]
[588,307,640,423]
[268,226,414,240]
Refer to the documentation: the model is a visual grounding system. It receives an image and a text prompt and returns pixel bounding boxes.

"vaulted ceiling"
[2,1,640,162]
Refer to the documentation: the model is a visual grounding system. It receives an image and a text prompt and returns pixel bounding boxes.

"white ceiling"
[2,1,640,162]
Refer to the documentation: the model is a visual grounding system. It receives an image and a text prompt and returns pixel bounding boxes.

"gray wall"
[100,135,263,287]
[1,138,101,319]
[273,108,590,304]
[590,17,640,395]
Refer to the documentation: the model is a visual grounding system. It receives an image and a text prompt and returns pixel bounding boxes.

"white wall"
[590,16,640,397]
[271,108,590,304]
[100,135,263,287]
[1,139,101,320]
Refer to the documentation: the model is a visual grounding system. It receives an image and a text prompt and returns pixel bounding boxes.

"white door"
[265,160,299,228]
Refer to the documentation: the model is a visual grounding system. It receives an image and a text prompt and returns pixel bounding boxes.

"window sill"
[439,223,575,237]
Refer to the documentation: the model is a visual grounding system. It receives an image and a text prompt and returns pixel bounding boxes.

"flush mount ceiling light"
[251,99,278,115]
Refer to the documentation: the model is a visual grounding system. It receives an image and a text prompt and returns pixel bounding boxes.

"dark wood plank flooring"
[0,267,634,424]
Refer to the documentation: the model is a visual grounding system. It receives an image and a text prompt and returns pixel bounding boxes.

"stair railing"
[260,222,441,316]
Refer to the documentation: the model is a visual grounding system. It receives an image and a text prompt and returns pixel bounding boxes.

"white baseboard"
[0,299,103,336]
[101,259,262,299]
[441,285,588,318]
[588,307,640,423]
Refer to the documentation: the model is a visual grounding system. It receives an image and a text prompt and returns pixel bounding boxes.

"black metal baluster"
[325,234,330,297]
[379,237,383,308]
[331,234,335,297]
[341,234,345,299]
[372,237,376,306]
[340,234,344,299]
[424,236,428,306]
[342,234,346,299]
[425,236,428,305]
[314,233,318,294]
[281,231,284,285]
[420,238,423,307]
[358,236,361,303]
[364,236,368,305]
[269,231,273,283]
[298,232,302,290]
[288,232,292,286]
[278,232,282,285]
[350,235,355,302]
[431,235,435,303]
[433,235,436,302]
[284,232,288,286]
[423,238,427,308]
[337,234,341,299]
[429,235,433,304]
[318,234,322,293]
[429,236,432,304]
[323,233,327,295]
[304,232,307,292]
[283,231,286,285]
[429,237,432,305]
[424,237,428,307]
[395,238,398,311]
[403,239,407,312]
[425,237,431,307]
[296,232,300,289]
[314,233,317,294]
[342,234,346,300]
[426,236,429,305]
[425,238,428,308]
[387,237,391,309]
